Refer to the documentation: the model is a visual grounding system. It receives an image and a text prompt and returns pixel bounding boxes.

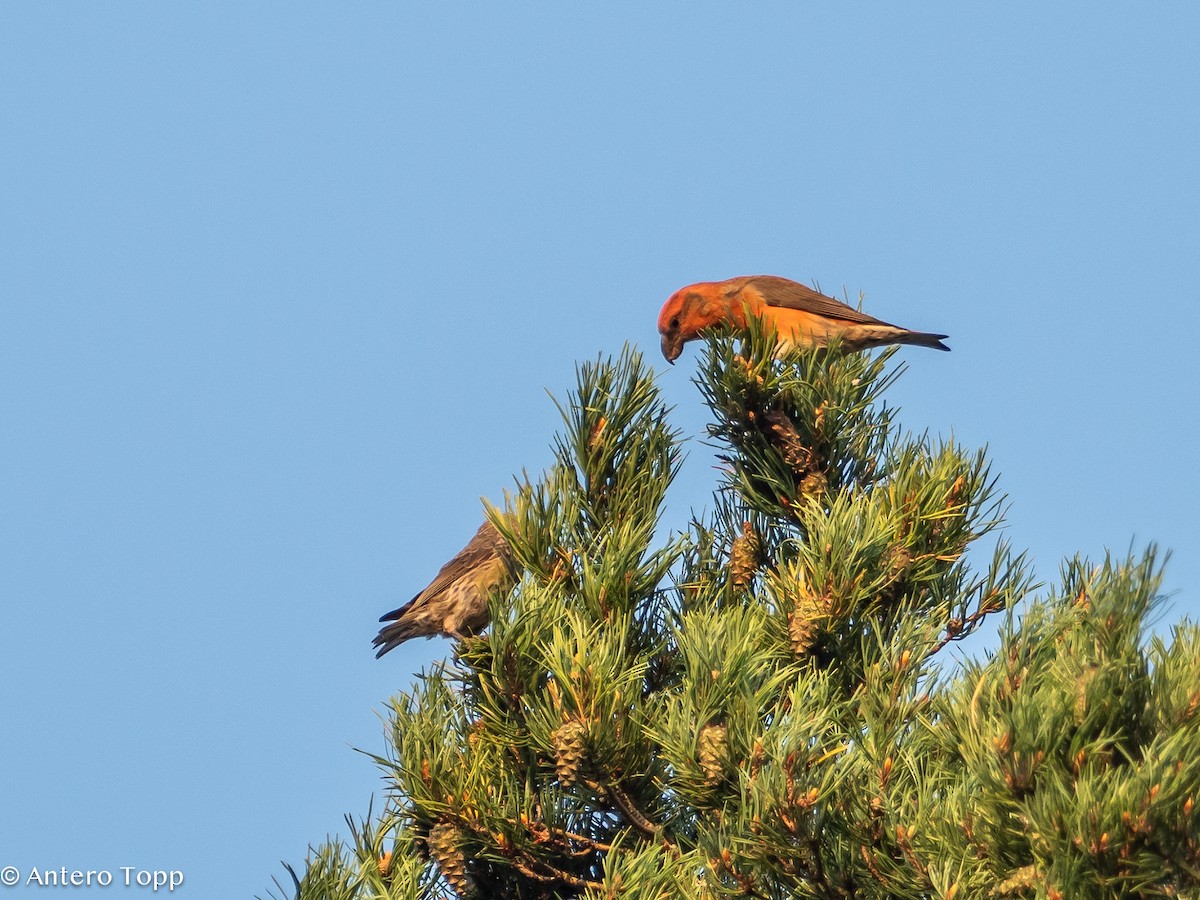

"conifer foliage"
[266,338,1199,900]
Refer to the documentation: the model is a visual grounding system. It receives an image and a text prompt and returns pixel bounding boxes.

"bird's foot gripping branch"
[272,334,1199,900]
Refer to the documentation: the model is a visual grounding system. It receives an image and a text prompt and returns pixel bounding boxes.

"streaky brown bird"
[657,275,949,363]
[373,516,516,658]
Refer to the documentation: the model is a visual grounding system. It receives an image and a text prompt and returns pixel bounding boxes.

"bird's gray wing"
[412,519,509,602]
[743,275,897,327]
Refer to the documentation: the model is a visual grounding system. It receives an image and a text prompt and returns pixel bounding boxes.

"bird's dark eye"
[669,316,680,330]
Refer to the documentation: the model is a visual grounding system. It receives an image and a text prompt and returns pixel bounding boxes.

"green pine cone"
[789,593,822,656]
[552,719,588,787]
[729,521,761,589]
[698,723,729,787]
[428,819,472,898]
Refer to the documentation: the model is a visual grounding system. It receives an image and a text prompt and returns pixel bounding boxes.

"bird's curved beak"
[661,333,682,364]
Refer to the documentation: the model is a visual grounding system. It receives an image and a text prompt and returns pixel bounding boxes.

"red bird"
[657,275,949,363]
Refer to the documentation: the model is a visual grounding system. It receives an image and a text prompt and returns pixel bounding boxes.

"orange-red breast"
[657,275,949,363]
[373,516,515,657]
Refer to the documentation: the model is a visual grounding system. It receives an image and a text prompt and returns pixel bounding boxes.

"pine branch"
[585,777,662,839]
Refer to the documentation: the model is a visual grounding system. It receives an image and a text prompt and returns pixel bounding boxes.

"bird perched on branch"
[373,516,516,657]
[657,275,949,363]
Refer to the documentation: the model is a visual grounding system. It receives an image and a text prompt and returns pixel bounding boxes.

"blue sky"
[2,4,1197,895]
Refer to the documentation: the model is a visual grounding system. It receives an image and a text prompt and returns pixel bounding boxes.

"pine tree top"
[267,336,1198,900]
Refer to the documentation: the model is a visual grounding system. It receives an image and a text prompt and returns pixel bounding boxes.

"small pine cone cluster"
[798,470,827,500]
[728,521,761,590]
[886,545,912,581]
[993,864,1038,896]
[552,719,588,787]
[763,410,819,476]
[698,723,729,787]
[428,819,473,898]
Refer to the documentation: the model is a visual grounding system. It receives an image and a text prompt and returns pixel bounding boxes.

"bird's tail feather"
[373,596,420,657]
[898,330,951,351]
